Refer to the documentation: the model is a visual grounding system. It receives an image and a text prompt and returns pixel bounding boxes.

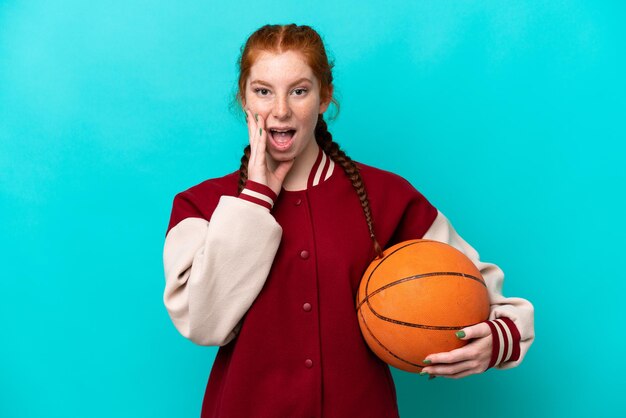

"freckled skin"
[242,50,332,192]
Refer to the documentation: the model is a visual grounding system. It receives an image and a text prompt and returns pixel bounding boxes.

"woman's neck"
[270,140,320,191]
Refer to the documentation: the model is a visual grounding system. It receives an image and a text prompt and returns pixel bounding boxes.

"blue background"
[1,1,624,417]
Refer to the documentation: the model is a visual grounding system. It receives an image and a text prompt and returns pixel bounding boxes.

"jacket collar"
[307,146,335,189]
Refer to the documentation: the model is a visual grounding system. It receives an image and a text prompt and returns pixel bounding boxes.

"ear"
[319,85,334,114]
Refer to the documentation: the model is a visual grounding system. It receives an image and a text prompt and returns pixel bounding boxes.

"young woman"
[163,24,534,418]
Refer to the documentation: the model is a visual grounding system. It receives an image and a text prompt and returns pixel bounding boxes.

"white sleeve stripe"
[324,159,334,181]
[240,188,274,206]
[495,318,514,362]
[493,320,505,366]
[313,151,327,186]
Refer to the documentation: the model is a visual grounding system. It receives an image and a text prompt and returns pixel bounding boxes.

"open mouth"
[268,129,297,151]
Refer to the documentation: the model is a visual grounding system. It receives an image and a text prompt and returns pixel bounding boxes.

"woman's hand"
[244,108,295,196]
[421,322,492,379]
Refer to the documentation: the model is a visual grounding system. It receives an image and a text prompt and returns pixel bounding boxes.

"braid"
[315,114,384,258]
[237,145,251,194]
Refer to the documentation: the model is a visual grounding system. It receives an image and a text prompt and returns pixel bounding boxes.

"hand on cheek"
[243,107,294,196]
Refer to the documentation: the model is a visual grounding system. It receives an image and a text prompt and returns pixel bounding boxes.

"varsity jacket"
[163,148,535,418]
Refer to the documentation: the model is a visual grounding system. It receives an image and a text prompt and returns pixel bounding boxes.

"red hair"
[235,24,336,110]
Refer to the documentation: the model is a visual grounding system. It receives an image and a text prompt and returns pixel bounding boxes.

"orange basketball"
[356,239,490,373]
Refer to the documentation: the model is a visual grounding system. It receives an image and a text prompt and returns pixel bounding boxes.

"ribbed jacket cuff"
[485,317,521,368]
[238,180,278,210]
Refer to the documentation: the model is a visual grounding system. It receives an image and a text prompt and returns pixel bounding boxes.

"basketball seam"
[356,271,486,311]
[362,241,432,313]
[360,240,486,329]
[358,302,424,371]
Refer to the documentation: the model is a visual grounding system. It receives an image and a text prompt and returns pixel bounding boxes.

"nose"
[272,95,291,119]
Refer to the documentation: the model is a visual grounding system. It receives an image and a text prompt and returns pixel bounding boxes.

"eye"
[254,88,270,96]
[293,88,308,96]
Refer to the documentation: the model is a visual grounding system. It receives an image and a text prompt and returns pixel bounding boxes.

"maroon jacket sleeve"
[166,191,205,236]
[165,173,241,236]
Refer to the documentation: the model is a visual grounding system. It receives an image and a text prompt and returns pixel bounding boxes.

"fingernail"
[419,371,428,376]
[259,127,262,136]
[423,359,431,364]
[429,375,437,380]
[455,330,466,339]
[254,113,258,122]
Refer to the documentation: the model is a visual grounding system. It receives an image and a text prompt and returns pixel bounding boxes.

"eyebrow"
[249,77,313,87]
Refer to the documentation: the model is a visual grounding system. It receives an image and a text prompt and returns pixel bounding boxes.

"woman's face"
[243,50,331,162]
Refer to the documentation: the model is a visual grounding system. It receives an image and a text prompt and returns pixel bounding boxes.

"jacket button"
[303,303,312,312]
[300,250,309,259]
[295,198,302,206]
[304,359,313,368]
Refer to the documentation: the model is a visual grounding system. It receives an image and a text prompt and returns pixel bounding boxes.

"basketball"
[356,239,490,373]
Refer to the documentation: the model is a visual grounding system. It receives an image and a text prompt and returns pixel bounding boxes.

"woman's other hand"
[421,322,492,379]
